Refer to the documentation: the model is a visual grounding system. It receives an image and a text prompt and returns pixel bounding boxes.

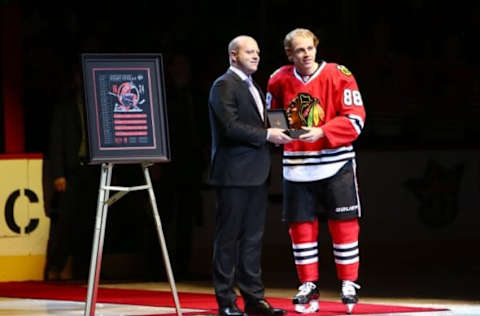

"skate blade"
[294,300,319,314]
[346,303,355,314]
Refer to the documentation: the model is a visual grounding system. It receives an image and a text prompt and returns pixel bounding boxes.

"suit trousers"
[213,183,267,307]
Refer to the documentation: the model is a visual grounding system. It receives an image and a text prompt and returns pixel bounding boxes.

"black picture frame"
[81,54,170,164]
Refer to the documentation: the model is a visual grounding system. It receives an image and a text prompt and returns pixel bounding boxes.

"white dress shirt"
[229,66,264,121]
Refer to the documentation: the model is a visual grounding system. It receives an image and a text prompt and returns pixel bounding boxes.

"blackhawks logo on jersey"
[287,93,325,128]
[337,65,352,76]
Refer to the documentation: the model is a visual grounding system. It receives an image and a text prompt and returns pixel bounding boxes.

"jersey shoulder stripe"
[269,65,293,79]
[269,67,282,78]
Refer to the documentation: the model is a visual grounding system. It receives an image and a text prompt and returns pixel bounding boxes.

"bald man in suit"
[208,35,291,316]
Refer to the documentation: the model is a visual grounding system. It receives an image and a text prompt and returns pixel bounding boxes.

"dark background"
[10,0,480,154]
[1,0,479,298]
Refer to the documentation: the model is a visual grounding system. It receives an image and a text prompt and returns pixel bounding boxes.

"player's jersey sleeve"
[322,65,366,148]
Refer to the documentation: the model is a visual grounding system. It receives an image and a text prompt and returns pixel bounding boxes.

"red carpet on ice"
[0,281,447,315]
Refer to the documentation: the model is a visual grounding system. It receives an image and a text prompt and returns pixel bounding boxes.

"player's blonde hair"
[283,28,319,56]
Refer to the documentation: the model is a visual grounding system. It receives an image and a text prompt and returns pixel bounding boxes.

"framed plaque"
[81,54,170,164]
[267,109,289,130]
[267,109,307,138]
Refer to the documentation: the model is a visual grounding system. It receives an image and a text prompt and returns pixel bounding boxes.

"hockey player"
[266,28,365,314]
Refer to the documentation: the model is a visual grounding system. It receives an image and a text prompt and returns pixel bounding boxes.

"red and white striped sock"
[289,219,319,283]
[328,218,360,281]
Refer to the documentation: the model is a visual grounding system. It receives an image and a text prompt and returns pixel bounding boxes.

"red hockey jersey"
[266,61,366,181]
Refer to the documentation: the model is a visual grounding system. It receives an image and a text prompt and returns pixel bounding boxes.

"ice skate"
[292,282,319,313]
[341,280,360,314]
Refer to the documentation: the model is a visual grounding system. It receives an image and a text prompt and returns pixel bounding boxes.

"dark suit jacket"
[208,69,270,186]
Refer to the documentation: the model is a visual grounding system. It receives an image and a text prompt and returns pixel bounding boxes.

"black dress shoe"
[244,299,286,315]
[219,303,247,316]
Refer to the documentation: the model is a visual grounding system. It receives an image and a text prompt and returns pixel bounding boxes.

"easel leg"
[142,163,183,316]
[85,163,113,316]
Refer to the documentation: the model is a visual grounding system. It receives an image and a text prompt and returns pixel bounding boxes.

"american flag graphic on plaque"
[113,113,148,137]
